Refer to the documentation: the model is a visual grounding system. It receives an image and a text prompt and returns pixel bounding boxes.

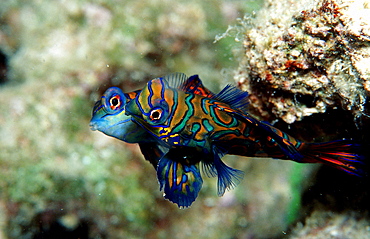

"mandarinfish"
[125,73,366,208]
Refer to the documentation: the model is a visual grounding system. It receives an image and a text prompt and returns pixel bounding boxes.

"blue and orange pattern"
[92,73,366,208]
[125,73,365,206]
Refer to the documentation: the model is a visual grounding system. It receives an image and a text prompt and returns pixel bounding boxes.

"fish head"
[90,87,148,143]
[126,78,172,129]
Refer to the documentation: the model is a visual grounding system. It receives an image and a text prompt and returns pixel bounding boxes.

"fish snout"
[89,121,99,131]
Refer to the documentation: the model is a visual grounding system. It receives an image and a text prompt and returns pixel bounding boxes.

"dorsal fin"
[161,73,216,98]
[180,75,216,98]
[161,72,188,89]
[162,72,250,112]
[179,75,202,93]
[214,85,249,113]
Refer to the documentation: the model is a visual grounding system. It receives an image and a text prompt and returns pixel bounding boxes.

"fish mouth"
[89,121,99,131]
[89,118,131,132]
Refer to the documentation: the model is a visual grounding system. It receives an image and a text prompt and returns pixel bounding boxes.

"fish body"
[91,73,365,208]
[126,74,365,205]
[90,74,216,207]
[129,82,297,158]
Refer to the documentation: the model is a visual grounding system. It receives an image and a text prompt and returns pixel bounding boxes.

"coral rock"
[236,0,370,123]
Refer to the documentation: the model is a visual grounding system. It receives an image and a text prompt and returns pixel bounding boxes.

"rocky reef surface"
[236,0,370,124]
[236,0,370,238]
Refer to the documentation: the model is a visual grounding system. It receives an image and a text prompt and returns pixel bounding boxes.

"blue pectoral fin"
[157,156,203,208]
[214,158,244,197]
[212,147,244,197]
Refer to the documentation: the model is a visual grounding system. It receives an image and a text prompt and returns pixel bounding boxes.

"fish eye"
[109,95,121,110]
[150,108,162,121]
[102,87,126,114]
[111,98,119,106]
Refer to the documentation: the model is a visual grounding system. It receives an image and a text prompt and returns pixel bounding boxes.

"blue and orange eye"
[102,87,126,114]
[144,99,169,125]
[146,105,169,126]
[109,95,121,110]
[149,108,163,121]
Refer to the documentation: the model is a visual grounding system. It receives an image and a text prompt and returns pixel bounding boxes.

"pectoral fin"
[157,155,203,208]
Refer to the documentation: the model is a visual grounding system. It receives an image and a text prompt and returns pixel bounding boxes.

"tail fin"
[302,140,366,177]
